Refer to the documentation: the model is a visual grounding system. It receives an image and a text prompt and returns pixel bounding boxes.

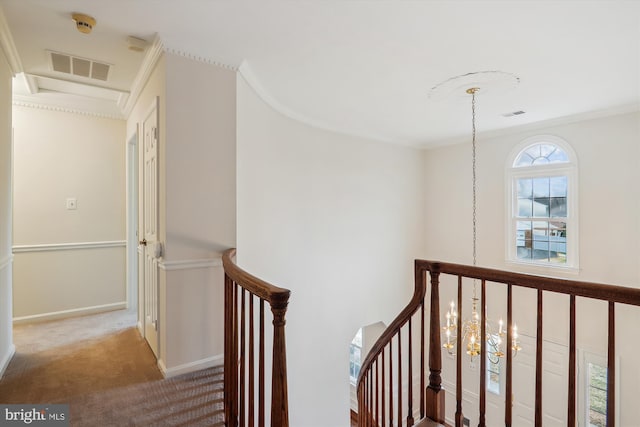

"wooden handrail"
[419,260,640,305]
[357,259,640,427]
[357,260,429,426]
[223,248,291,427]
[222,248,291,306]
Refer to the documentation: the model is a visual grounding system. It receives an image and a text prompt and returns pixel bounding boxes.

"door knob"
[139,238,147,246]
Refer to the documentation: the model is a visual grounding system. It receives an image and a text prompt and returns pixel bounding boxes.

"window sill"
[505,260,580,277]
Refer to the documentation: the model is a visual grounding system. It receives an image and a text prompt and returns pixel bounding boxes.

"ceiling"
[1,0,639,147]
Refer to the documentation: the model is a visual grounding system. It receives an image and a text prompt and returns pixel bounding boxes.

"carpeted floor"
[66,366,224,426]
[0,309,224,426]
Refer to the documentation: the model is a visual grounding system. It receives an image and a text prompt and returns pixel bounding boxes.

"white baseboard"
[158,353,224,378]
[137,320,143,335]
[0,344,15,379]
[12,302,127,324]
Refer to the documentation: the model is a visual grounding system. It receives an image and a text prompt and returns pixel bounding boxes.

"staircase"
[222,248,291,427]
[221,252,640,426]
[357,260,640,427]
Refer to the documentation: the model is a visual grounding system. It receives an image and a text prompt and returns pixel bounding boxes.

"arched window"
[507,136,578,269]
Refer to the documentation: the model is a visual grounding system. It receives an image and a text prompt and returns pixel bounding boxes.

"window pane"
[550,197,567,217]
[588,363,607,427]
[533,221,548,240]
[589,408,606,427]
[352,328,363,347]
[539,144,557,158]
[513,143,569,168]
[532,157,550,165]
[548,148,569,163]
[514,153,534,167]
[533,198,550,217]
[517,178,533,198]
[550,176,567,197]
[511,142,572,266]
[533,177,549,198]
[589,363,607,389]
[589,387,607,416]
[517,245,531,260]
[518,198,533,217]
[525,145,541,160]
[517,221,532,237]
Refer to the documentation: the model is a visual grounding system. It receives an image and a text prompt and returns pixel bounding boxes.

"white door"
[141,98,159,357]
[512,335,568,427]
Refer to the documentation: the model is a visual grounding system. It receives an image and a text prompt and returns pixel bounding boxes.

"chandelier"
[441,87,521,364]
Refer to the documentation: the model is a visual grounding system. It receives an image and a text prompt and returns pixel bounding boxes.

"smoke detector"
[72,13,96,34]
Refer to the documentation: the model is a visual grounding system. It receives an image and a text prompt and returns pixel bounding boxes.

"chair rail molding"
[158,257,222,271]
[12,240,126,253]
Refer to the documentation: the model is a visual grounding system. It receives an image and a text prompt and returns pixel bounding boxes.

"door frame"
[126,127,139,316]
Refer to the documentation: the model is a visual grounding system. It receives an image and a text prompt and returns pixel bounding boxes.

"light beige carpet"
[0,309,224,426]
[0,310,163,403]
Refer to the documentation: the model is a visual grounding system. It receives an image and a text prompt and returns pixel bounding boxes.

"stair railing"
[357,260,429,426]
[223,248,291,427]
[357,259,640,427]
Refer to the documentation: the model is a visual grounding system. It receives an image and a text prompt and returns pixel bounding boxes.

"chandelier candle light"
[442,86,522,365]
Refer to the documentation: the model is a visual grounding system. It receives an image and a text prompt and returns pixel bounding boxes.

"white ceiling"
[2,0,639,147]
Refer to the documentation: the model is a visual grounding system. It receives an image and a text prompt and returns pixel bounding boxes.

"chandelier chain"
[471,89,477,268]
[442,85,522,364]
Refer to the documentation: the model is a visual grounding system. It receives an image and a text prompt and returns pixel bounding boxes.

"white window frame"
[486,333,503,396]
[349,328,363,385]
[505,135,579,273]
[578,350,620,427]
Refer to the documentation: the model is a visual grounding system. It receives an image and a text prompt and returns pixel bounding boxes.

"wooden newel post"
[271,299,290,427]
[426,269,445,423]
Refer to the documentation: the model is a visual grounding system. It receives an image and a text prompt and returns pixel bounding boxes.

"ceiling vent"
[502,110,526,117]
[49,51,111,81]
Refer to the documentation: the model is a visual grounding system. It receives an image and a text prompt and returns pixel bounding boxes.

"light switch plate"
[66,198,77,210]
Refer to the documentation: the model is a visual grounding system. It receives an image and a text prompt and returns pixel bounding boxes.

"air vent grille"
[502,110,526,117]
[49,51,110,81]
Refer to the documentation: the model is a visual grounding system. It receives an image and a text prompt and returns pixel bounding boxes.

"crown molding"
[421,103,640,150]
[122,37,240,118]
[13,97,125,120]
[122,34,165,117]
[22,72,38,94]
[0,5,22,75]
[163,47,239,71]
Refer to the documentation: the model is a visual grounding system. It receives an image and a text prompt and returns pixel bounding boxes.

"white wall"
[424,111,640,425]
[160,52,236,373]
[11,106,126,320]
[0,47,14,376]
[127,52,236,376]
[237,74,426,426]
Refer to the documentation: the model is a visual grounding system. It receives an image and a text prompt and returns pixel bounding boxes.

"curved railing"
[223,248,291,427]
[358,259,640,427]
[356,260,431,426]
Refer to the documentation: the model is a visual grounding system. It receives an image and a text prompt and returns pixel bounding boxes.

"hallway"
[0,310,224,426]
[0,309,162,403]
